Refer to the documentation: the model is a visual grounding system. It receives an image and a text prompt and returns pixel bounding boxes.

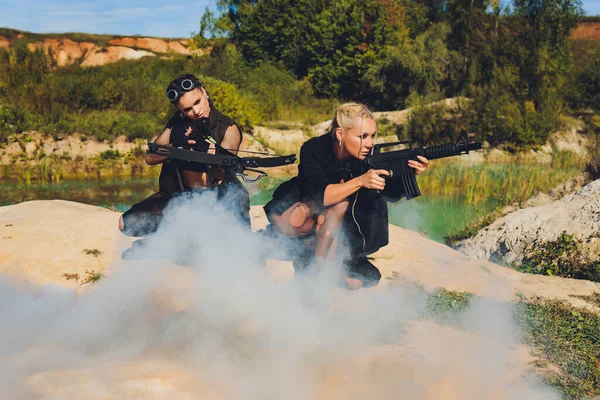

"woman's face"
[176,87,210,120]
[338,116,377,160]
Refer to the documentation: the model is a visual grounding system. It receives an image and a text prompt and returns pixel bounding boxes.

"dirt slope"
[0,200,598,399]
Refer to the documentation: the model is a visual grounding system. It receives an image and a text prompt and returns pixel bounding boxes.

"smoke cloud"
[0,191,558,399]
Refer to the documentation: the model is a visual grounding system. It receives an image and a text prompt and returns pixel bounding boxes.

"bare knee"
[345,277,364,290]
[289,203,310,228]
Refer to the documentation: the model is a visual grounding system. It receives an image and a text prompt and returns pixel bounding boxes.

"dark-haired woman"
[118,74,250,237]
[264,102,430,289]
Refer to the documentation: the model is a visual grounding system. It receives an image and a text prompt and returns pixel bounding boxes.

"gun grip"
[402,171,421,200]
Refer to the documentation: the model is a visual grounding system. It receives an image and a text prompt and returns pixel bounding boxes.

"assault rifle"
[339,131,482,201]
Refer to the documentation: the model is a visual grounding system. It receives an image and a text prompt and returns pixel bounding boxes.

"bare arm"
[145,127,172,165]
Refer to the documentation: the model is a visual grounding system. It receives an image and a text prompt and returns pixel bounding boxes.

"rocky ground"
[456,178,600,266]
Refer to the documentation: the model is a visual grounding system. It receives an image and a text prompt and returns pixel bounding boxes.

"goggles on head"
[167,78,198,103]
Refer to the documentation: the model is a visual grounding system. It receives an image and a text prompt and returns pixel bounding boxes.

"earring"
[339,140,343,148]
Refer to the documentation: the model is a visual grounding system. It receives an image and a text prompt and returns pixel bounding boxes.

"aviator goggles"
[167,78,198,103]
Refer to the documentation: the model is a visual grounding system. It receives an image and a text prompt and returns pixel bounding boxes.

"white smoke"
[0,192,559,399]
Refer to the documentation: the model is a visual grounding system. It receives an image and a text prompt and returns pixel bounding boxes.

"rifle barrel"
[418,141,482,160]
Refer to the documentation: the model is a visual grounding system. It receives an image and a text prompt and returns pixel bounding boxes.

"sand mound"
[1,200,598,399]
[1,200,598,306]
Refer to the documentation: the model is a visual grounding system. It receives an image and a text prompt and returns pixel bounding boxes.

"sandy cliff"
[0,33,192,67]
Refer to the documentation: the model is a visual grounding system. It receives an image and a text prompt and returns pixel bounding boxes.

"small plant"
[62,272,80,282]
[517,232,600,282]
[79,269,104,285]
[424,288,473,324]
[82,248,103,257]
[570,293,600,308]
[515,298,600,398]
[385,270,400,281]
[62,269,104,286]
[99,150,121,161]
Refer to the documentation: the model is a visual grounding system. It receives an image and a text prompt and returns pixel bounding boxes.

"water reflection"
[0,176,287,213]
[1,176,493,243]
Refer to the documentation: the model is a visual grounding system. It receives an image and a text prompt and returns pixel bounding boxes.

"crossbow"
[147,143,296,182]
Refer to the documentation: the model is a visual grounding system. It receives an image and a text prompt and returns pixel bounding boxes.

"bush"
[403,101,467,145]
[202,76,263,131]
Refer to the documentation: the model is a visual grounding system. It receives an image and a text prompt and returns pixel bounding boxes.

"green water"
[388,196,500,243]
[1,175,495,242]
[0,177,287,213]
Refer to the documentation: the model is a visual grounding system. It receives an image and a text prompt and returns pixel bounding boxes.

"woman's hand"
[184,126,197,147]
[408,156,430,175]
[358,169,390,190]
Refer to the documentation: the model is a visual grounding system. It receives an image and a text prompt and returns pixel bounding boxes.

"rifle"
[339,131,482,201]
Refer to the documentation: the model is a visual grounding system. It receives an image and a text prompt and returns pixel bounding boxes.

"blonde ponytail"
[328,102,375,142]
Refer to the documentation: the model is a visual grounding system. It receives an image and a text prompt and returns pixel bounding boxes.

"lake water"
[1,176,498,243]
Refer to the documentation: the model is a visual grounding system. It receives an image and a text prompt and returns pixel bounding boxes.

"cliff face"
[570,20,600,40]
[0,34,193,67]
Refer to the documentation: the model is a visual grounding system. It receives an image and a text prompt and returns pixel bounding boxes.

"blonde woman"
[264,103,430,289]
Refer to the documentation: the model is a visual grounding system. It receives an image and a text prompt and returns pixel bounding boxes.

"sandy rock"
[28,38,96,66]
[0,34,10,49]
[81,46,155,67]
[3,140,22,155]
[0,132,144,162]
[524,192,552,208]
[254,126,309,156]
[456,179,600,265]
[108,37,190,55]
[107,37,137,47]
[24,141,37,157]
[486,148,511,163]
[551,123,589,158]
[167,40,190,54]
[548,173,590,199]
[570,20,600,40]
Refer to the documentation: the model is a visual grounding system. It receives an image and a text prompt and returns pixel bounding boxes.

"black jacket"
[265,133,389,256]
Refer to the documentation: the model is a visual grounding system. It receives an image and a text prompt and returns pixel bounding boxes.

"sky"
[0,0,218,38]
[0,0,598,38]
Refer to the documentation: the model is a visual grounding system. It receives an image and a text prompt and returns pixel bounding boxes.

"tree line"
[0,0,598,148]
[205,0,597,145]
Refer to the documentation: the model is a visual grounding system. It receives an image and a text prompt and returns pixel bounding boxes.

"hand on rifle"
[408,155,430,175]
[358,169,390,190]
